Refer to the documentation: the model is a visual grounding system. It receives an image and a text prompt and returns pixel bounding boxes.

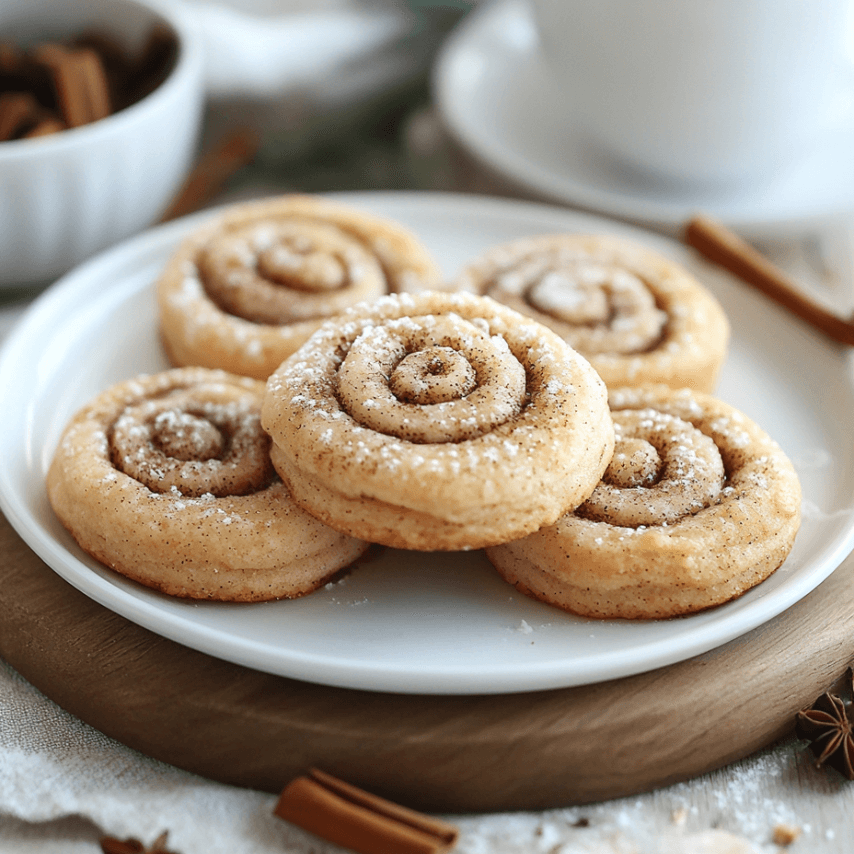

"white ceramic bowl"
[0,0,205,287]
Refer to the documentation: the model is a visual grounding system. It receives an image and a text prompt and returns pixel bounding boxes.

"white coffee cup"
[528,0,854,188]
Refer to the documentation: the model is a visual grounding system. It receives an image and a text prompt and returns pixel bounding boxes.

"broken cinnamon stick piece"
[685,213,854,347]
[99,830,178,854]
[273,768,459,854]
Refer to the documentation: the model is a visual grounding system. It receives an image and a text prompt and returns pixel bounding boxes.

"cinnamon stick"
[684,214,854,347]
[35,45,111,127]
[273,768,459,854]
[0,91,40,141]
[159,129,260,222]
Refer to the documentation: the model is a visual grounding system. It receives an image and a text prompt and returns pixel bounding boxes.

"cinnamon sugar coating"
[157,194,443,380]
[262,291,615,551]
[47,367,368,601]
[454,233,730,392]
[486,385,802,619]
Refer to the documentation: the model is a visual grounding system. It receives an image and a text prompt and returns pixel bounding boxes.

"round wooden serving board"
[2,509,853,814]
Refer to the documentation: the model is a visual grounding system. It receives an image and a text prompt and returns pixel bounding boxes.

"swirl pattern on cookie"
[157,194,443,380]
[486,385,802,619]
[262,291,615,551]
[47,367,368,601]
[454,234,730,392]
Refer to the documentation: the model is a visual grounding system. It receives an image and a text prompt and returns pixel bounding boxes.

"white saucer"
[434,0,854,235]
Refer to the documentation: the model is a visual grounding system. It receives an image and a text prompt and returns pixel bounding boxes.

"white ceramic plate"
[2,191,853,695]
[435,0,854,235]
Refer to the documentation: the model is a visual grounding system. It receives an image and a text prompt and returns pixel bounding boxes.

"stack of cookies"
[46,194,802,619]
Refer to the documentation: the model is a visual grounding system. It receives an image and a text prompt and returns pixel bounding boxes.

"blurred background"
[6,0,853,319]
[5,0,853,312]
[188,0,478,201]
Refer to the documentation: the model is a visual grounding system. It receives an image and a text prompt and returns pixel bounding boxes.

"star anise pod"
[99,830,179,854]
[795,667,854,780]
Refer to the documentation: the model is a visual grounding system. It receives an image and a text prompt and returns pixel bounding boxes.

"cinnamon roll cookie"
[261,291,615,551]
[454,234,729,392]
[157,195,443,380]
[47,367,368,601]
[486,385,802,619]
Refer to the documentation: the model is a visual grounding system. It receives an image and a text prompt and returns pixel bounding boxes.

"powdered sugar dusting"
[453,742,826,854]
